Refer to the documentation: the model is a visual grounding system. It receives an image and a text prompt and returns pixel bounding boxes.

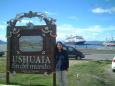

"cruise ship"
[64,35,85,45]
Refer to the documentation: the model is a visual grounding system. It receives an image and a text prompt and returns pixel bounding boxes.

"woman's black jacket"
[54,50,69,71]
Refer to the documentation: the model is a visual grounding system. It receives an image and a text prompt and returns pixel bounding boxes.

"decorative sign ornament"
[7,11,56,28]
[6,11,57,85]
[6,12,56,72]
[7,11,56,38]
[50,30,57,38]
[42,27,50,33]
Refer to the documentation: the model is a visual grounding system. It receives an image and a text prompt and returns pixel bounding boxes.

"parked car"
[112,57,115,72]
[0,51,4,57]
[64,46,85,60]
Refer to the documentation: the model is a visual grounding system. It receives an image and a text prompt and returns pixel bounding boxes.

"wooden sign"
[7,11,56,74]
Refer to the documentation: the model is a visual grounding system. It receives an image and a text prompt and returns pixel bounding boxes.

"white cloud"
[0,21,7,25]
[0,23,115,41]
[16,19,46,25]
[92,7,115,14]
[56,24,115,41]
[84,25,102,33]
[56,32,67,41]
[57,24,75,32]
[0,24,6,30]
[0,35,6,42]
[92,8,108,13]
[0,24,6,41]
[21,20,32,23]
[17,20,33,24]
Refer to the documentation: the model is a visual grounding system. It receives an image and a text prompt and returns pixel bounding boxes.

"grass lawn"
[68,60,115,86]
[0,57,115,86]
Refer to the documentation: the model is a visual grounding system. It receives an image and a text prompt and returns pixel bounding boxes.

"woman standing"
[54,41,69,86]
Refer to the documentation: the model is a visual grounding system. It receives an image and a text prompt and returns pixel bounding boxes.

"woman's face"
[57,43,63,50]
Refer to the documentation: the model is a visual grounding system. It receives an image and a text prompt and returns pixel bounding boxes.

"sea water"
[65,41,115,49]
[0,41,115,51]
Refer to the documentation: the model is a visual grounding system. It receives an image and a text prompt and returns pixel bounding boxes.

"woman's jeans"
[56,70,68,86]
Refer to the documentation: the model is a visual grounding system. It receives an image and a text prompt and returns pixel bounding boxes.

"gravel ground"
[84,54,115,61]
[78,48,115,61]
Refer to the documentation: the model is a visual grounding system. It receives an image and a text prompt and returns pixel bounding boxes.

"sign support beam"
[6,71,10,84]
[53,72,56,86]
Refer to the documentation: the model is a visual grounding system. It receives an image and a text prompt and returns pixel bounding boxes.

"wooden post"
[6,71,10,84]
[53,72,56,86]
[6,26,11,84]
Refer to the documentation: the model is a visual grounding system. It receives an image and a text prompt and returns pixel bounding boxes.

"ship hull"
[103,41,115,46]
[75,41,85,45]
[65,41,85,45]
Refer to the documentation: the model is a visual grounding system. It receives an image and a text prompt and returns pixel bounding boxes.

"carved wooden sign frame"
[7,11,56,75]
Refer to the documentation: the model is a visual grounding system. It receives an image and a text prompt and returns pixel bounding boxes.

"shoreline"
[0,44,115,54]
[79,48,115,54]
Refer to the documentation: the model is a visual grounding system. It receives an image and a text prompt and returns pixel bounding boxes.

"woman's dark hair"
[55,41,64,54]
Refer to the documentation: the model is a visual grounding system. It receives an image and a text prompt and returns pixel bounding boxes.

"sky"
[0,0,115,41]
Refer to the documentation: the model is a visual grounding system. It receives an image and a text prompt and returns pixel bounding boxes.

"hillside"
[0,40,6,44]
